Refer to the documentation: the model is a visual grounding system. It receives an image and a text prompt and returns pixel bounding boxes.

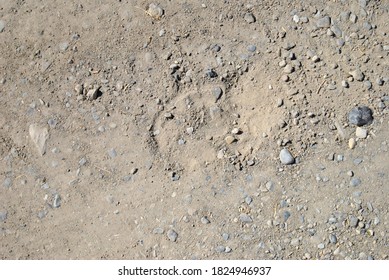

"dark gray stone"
[348,106,373,126]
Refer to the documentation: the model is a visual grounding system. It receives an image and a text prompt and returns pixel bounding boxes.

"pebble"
[329,234,337,244]
[244,13,256,23]
[364,80,372,90]
[349,69,365,81]
[222,233,229,241]
[0,210,7,222]
[167,229,178,242]
[353,158,363,165]
[245,196,253,205]
[348,138,356,149]
[317,243,325,249]
[225,135,236,144]
[29,124,49,156]
[290,238,300,246]
[216,245,226,253]
[59,42,69,52]
[341,80,349,88]
[53,194,61,208]
[349,13,357,23]
[225,246,232,253]
[3,178,12,188]
[356,127,368,139]
[280,148,295,165]
[213,87,223,102]
[0,20,5,32]
[283,211,291,222]
[247,45,256,52]
[201,216,210,224]
[147,3,164,19]
[350,177,361,187]
[108,148,117,158]
[153,227,164,234]
[239,213,253,223]
[349,216,359,227]
[316,16,331,28]
[283,64,294,74]
[348,106,373,126]
[205,69,217,78]
[86,87,101,100]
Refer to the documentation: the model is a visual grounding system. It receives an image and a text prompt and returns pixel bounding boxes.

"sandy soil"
[1,0,388,259]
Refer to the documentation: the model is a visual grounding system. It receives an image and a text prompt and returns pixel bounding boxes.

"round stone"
[280,148,295,165]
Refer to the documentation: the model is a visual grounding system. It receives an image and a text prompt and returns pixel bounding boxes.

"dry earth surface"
[1,0,389,259]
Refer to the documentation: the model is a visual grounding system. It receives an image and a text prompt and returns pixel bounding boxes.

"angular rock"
[348,106,373,126]
[167,229,178,242]
[29,124,49,156]
[349,69,365,81]
[316,16,331,28]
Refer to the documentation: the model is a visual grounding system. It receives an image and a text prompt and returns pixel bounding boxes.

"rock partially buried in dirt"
[29,124,49,156]
[349,69,365,81]
[147,3,164,19]
[280,148,295,165]
[87,87,102,100]
[348,106,373,126]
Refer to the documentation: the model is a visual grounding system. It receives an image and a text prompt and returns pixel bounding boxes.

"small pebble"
[153,227,164,234]
[108,148,117,158]
[348,138,356,149]
[350,177,361,187]
[225,135,236,144]
[216,245,226,253]
[353,158,363,165]
[53,194,61,208]
[349,69,365,81]
[329,234,337,244]
[316,16,331,28]
[239,213,253,223]
[349,216,359,227]
[280,148,295,165]
[247,45,256,52]
[244,13,256,23]
[201,216,210,224]
[356,127,368,139]
[283,211,291,221]
[318,243,325,249]
[3,178,12,188]
[213,87,223,101]
[0,20,5,32]
[225,246,232,253]
[167,229,178,242]
[0,210,7,222]
[222,233,229,241]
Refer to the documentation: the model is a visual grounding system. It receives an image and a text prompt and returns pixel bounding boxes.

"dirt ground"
[1,0,388,259]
